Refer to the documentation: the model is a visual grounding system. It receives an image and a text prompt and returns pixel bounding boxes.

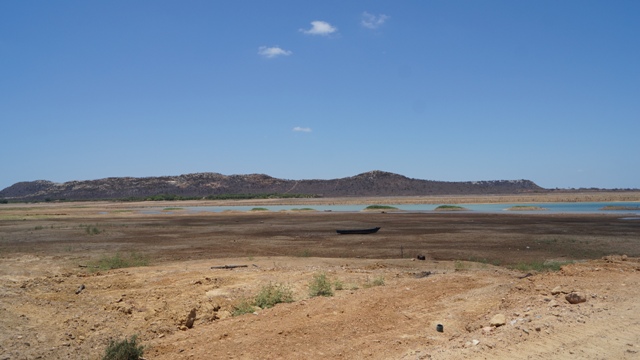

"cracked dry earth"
[1,255,640,360]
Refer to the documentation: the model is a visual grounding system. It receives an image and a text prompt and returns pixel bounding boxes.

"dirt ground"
[1,196,640,359]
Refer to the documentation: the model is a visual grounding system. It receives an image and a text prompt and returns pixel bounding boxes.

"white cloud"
[293,126,312,133]
[361,12,389,29]
[300,21,337,36]
[258,46,292,59]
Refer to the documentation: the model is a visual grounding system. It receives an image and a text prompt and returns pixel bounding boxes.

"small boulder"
[489,314,506,327]
[565,292,587,304]
[551,286,563,295]
[185,308,197,329]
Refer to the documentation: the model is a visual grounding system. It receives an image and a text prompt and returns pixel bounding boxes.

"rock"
[490,314,506,327]
[565,292,587,304]
[75,284,85,295]
[549,300,559,307]
[551,286,563,295]
[185,308,196,329]
[482,326,493,333]
[472,339,480,346]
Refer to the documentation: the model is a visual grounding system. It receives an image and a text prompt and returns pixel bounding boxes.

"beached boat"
[336,227,381,235]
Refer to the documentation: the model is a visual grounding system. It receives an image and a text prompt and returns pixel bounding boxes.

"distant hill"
[0,170,546,201]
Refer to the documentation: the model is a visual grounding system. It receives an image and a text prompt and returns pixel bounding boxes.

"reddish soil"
[1,199,640,359]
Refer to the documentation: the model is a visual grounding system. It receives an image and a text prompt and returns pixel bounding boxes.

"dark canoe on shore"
[336,227,381,235]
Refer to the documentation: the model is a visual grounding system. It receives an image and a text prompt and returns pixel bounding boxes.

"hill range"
[0,170,548,201]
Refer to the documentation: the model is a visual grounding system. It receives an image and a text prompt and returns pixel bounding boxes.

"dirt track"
[1,199,640,359]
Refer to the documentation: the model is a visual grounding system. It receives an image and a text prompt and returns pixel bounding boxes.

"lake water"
[141,202,640,215]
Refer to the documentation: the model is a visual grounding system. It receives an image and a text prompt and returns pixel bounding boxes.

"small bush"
[365,205,398,210]
[309,273,334,297]
[254,282,294,309]
[364,276,385,288]
[333,279,345,291]
[93,252,149,271]
[232,297,256,316]
[85,225,102,235]
[102,335,144,360]
[250,207,269,211]
[510,260,571,272]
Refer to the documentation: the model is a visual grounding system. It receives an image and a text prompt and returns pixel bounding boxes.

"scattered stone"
[482,326,493,333]
[185,308,197,329]
[549,300,559,307]
[75,284,85,295]
[551,286,563,295]
[490,314,506,327]
[565,292,587,304]
[472,339,480,346]
[416,255,426,261]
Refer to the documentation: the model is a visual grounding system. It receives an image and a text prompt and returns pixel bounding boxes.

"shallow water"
[140,201,640,215]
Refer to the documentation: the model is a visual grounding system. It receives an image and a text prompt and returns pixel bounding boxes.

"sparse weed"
[92,252,149,271]
[102,335,144,360]
[363,276,385,288]
[308,273,334,297]
[509,260,572,272]
[232,297,256,316]
[254,282,294,309]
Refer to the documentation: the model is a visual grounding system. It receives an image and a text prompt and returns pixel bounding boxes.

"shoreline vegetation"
[434,205,469,211]
[507,205,548,211]
[601,205,640,211]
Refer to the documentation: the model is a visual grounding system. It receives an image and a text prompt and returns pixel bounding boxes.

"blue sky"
[1,1,639,190]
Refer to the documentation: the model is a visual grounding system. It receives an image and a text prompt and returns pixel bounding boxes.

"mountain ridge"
[0,170,545,201]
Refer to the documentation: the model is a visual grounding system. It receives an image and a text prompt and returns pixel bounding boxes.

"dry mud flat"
[1,198,640,359]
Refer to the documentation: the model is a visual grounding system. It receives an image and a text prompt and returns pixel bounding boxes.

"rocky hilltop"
[0,171,544,201]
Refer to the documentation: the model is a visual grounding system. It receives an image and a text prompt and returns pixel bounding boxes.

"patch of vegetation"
[298,249,311,257]
[102,335,144,360]
[601,205,640,211]
[232,283,294,315]
[92,252,150,271]
[363,276,385,288]
[86,225,102,235]
[232,297,256,317]
[254,282,294,309]
[509,260,573,272]
[333,279,345,291]
[250,207,269,211]
[507,205,547,211]
[308,273,334,297]
[434,205,469,211]
[291,208,315,211]
[364,205,398,210]
[34,225,44,230]
[162,207,183,211]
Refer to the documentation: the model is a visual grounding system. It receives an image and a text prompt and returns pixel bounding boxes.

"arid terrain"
[1,193,640,359]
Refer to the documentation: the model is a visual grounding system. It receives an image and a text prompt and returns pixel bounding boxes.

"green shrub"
[93,252,149,271]
[333,279,345,291]
[365,205,398,210]
[250,207,269,211]
[363,276,385,288]
[102,335,144,360]
[510,260,572,272]
[232,297,256,316]
[435,205,468,211]
[308,273,334,297]
[254,283,294,309]
[85,225,102,235]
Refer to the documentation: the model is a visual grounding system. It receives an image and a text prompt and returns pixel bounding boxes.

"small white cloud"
[361,12,389,29]
[258,46,292,59]
[293,126,312,133]
[300,21,337,36]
